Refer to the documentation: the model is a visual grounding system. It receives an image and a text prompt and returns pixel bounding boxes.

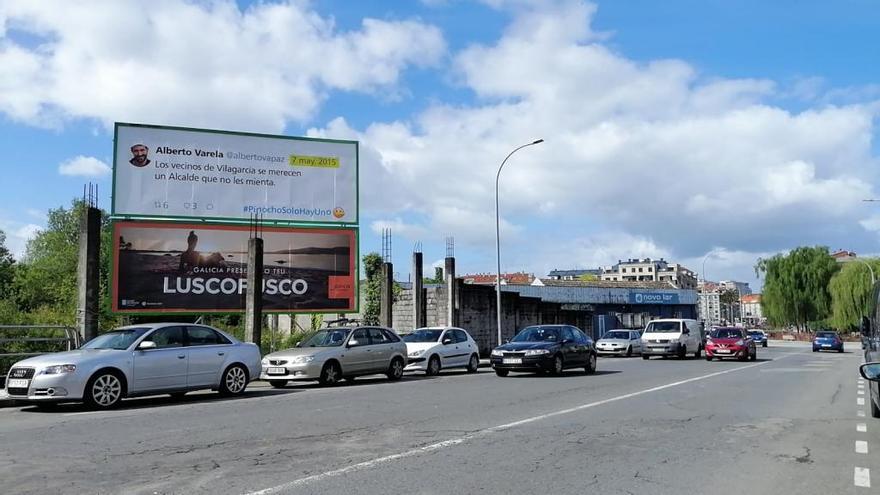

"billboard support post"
[445,255,456,326]
[245,237,264,351]
[380,262,393,327]
[413,249,425,329]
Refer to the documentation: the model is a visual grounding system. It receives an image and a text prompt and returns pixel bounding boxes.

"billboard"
[628,291,680,305]
[112,221,357,314]
[112,123,358,224]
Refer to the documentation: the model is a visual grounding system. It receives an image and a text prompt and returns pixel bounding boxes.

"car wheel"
[268,380,288,388]
[386,357,404,381]
[551,355,564,375]
[642,355,650,360]
[84,371,125,409]
[706,355,713,361]
[693,345,701,359]
[585,353,597,374]
[495,369,509,377]
[813,347,818,352]
[750,348,757,361]
[426,355,441,376]
[319,361,341,386]
[169,391,187,399]
[871,393,880,418]
[625,346,632,357]
[838,347,844,353]
[762,341,768,348]
[219,364,248,396]
[466,354,479,373]
[677,345,687,359]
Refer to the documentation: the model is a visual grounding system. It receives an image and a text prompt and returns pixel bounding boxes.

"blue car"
[812,331,844,353]
[747,330,768,348]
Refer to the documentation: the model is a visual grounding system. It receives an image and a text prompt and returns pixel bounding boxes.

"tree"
[577,273,598,281]
[424,266,444,284]
[362,252,383,325]
[829,259,880,331]
[0,230,15,299]
[755,246,839,331]
[719,288,740,324]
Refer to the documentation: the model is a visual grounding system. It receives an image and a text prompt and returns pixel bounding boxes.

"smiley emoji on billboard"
[333,207,345,219]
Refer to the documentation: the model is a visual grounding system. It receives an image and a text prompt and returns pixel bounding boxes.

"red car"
[705,327,756,361]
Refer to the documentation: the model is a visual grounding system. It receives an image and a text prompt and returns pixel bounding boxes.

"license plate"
[715,349,730,354]
[502,358,522,364]
[822,344,831,348]
[267,367,287,375]
[7,378,29,389]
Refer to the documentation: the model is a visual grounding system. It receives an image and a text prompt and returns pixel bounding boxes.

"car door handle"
[218,352,225,356]
[177,354,186,359]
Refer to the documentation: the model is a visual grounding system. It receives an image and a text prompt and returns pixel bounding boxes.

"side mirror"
[138,341,157,350]
[504,339,510,344]
[861,316,872,337]
[682,329,690,335]
[860,362,880,381]
[442,338,453,345]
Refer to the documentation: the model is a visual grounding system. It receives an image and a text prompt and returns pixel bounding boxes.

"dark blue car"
[748,330,768,348]
[813,331,844,353]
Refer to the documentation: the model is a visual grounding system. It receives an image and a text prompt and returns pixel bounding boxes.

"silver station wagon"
[5,323,261,409]
[260,326,407,386]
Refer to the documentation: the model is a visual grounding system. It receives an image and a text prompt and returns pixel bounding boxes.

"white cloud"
[0,0,446,132]
[58,155,110,177]
[0,219,41,259]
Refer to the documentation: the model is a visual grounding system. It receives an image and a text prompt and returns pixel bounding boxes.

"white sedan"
[403,327,481,376]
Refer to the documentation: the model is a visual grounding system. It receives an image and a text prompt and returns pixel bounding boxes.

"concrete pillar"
[445,256,456,326]
[77,207,101,341]
[420,287,428,328]
[380,262,393,327]
[413,252,424,329]
[245,238,264,351]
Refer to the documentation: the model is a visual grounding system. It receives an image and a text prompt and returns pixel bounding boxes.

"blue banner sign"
[629,291,680,305]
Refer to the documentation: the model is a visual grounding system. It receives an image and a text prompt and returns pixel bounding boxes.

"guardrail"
[0,326,81,388]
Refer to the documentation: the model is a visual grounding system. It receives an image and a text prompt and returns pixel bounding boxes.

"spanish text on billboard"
[112,222,356,313]
[113,123,358,223]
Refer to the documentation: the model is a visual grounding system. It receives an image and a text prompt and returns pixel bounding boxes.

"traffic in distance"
[7,317,821,410]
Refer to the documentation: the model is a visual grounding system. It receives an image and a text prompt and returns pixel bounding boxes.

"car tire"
[169,391,187,399]
[219,364,249,397]
[319,361,341,386]
[585,353,597,374]
[694,345,701,359]
[813,348,818,352]
[426,355,441,376]
[871,392,880,419]
[551,355,564,375]
[495,369,509,377]
[838,347,844,353]
[625,346,632,357]
[642,355,650,360]
[84,370,125,409]
[677,345,687,359]
[762,342,768,348]
[466,354,479,373]
[706,355,713,361]
[268,380,288,388]
[750,348,757,361]
[386,357,404,381]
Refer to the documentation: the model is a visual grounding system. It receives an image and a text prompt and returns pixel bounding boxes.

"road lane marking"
[858,410,866,417]
[243,354,793,495]
[855,467,871,488]
[856,441,869,454]
[859,398,866,406]
[859,390,865,395]
[857,423,867,432]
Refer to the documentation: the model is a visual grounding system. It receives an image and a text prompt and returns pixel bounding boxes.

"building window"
[638,267,643,273]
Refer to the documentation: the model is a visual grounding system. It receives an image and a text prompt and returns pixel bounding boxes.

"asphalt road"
[1,342,875,495]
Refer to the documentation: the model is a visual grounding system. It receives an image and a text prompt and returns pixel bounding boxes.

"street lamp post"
[495,139,544,348]
[853,258,876,286]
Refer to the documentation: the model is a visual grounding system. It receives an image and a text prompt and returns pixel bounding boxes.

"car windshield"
[644,322,681,333]
[748,331,763,337]
[403,329,443,343]
[302,329,352,347]
[711,329,743,339]
[816,332,837,339]
[512,327,561,342]
[603,331,630,340]
[81,327,151,350]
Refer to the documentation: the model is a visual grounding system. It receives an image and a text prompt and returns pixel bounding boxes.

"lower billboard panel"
[112,221,357,313]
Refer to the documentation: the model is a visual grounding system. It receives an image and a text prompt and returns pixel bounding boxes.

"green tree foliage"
[0,230,15,299]
[362,252,383,325]
[577,273,598,281]
[424,266,444,284]
[755,246,839,330]
[829,259,880,331]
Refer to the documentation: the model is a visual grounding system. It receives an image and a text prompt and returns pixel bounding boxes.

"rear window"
[816,332,837,338]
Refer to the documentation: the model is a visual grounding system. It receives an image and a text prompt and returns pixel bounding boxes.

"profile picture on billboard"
[129,143,151,167]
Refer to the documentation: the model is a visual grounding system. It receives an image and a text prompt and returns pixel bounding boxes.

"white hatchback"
[403,327,481,376]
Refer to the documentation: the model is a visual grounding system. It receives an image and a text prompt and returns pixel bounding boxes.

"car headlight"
[490,349,504,357]
[408,350,424,358]
[42,364,77,375]
[735,340,744,346]
[292,355,315,364]
[524,349,550,356]
[261,358,269,365]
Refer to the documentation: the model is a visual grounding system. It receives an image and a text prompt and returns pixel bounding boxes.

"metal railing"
[0,326,81,388]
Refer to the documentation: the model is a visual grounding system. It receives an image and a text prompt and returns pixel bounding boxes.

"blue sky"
[1,0,879,291]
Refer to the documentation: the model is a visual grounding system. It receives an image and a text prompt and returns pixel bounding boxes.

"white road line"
[857,423,867,433]
[859,398,866,406]
[856,440,869,454]
[243,356,791,495]
[855,467,871,488]
[859,390,866,395]
[858,410,866,417]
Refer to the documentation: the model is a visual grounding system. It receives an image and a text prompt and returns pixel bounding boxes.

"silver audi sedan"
[5,323,261,409]
[260,325,407,387]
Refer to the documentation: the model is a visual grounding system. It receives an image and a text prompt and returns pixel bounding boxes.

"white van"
[641,319,702,359]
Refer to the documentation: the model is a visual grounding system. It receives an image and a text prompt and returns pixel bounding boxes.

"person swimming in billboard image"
[178,230,227,273]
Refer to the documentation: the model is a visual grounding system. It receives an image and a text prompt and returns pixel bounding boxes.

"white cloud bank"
[58,156,110,177]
